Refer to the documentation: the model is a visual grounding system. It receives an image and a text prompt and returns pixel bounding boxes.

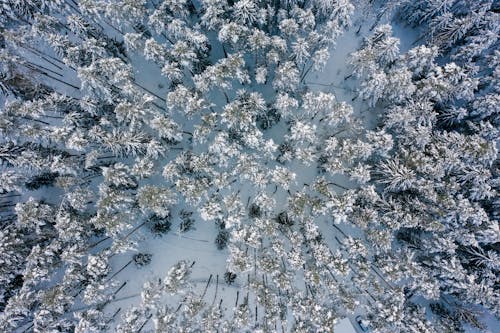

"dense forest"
[0,0,498,332]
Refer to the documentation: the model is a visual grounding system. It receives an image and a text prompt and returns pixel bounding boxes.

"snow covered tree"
[137,185,177,218]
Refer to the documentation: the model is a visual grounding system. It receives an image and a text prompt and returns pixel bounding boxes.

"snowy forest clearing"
[0,0,499,332]
[99,9,380,332]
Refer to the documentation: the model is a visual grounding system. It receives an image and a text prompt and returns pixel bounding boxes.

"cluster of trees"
[0,0,497,332]
[347,0,499,329]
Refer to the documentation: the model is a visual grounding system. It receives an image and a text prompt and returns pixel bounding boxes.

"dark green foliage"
[0,274,23,312]
[148,213,172,236]
[25,172,60,190]
[317,155,328,174]
[276,211,293,226]
[215,219,229,250]
[227,128,245,145]
[257,107,281,130]
[105,38,127,59]
[395,228,422,248]
[224,271,236,285]
[248,203,262,219]
[0,73,52,100]
[215,229,229,250]
[277,141,293,164]
[193,57,211,75]
[132,23,152,39]
[133,253,152,268]
[179,209,195,233]
[430,303,466,333]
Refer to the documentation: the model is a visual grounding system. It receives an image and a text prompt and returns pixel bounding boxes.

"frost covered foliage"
[349,17,499,332]
[0,0,498,332]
